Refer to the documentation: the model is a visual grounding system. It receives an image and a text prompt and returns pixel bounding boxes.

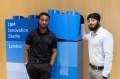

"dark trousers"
[26,60,52,79]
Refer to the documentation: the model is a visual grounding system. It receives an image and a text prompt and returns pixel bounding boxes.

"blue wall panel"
[5,16,38,79]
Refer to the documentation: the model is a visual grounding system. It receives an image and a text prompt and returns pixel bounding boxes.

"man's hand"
[80,15,84,24]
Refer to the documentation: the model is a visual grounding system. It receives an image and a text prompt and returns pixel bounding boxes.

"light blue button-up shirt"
[81,24,113,77]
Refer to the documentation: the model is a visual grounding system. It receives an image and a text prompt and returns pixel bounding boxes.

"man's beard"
[88,22,100,31]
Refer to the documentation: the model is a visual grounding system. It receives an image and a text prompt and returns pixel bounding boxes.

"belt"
[29,58,49,64]
[89,63,104,70]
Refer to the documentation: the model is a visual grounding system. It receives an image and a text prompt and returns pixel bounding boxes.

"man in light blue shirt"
[81,13,113,79]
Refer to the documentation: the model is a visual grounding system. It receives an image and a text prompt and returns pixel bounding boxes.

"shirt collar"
[95,26,103,35]
[91,26,103,37]
[37,27,50,35]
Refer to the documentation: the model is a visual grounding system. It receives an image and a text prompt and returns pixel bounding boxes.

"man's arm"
[24,44,31,64]
[81,24,88,40]
[80,15,88,40]
[50,48,57,66]
[102,33,113,77]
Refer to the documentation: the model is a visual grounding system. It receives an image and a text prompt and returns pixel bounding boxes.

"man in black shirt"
[24,12,57,79]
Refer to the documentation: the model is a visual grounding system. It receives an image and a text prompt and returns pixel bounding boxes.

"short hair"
[38,12,50,20]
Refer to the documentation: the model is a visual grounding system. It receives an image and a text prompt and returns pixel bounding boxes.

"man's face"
[39,15,49,29]
[87,18,100,31]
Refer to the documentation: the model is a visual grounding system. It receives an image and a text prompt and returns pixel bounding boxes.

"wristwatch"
[24,63,27,65]
[103,76,107,79]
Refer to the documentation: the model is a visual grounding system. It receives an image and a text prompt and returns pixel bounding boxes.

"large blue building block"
[48,10,81,41]
[51,41,83,79]
[5,15,38,79]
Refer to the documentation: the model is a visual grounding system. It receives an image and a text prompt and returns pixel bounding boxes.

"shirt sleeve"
[102,33,113,77]
[25,32,33,45]
[81,24,89,40]
[52,35,57,48]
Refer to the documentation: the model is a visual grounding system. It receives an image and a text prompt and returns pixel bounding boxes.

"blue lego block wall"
[5,10,83,79]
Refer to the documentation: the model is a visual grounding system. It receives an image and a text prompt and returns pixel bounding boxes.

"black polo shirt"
[26,28,57,62]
